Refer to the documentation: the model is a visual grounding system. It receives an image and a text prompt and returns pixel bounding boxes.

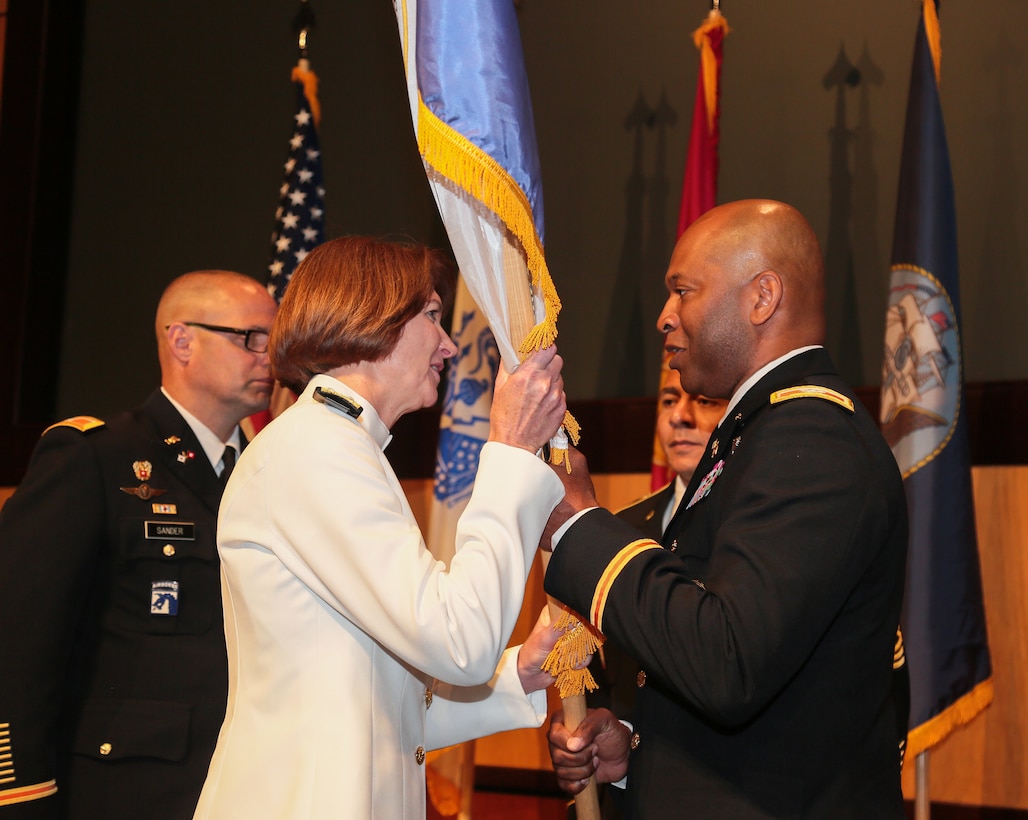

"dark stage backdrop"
[3,0,1027,483]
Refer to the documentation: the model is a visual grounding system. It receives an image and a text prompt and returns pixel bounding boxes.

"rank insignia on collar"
[734,412,743,421]
[164,435,181,445]
[313,386,363,418]
[731,436,742,454]
[176,451,195,464]
[710,439,719,457]
[120,484,168,501]
[133,460,153,481]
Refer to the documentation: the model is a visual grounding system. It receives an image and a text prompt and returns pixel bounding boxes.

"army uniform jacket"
[546,349,909,819]
[0,391,232,818]
[587,483,675,718]
[193,374,563,819]
[584,484,675,820]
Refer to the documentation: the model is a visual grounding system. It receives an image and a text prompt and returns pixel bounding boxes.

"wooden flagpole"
[501,237,601,820]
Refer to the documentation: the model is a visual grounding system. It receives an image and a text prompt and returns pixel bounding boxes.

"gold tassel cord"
[291,64,321,129]
[692,11,731,135]
[541,605,605,699]
[922,0,942,87]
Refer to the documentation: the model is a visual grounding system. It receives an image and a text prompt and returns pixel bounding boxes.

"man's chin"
[669,457,701,478]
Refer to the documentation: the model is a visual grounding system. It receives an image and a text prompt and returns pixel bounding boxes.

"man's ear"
[750,271,783,326]
[165,323,194,364]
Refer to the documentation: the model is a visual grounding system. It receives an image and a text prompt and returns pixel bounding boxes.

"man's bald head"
[689,199,825,336]
[156,270,278,440]
[658,200,826,398]
[155,270,265,346]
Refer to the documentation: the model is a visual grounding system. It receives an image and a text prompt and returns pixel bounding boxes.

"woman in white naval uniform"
[193,237,568,819]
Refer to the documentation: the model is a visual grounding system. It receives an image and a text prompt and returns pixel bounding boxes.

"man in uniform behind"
[0,271,277,818]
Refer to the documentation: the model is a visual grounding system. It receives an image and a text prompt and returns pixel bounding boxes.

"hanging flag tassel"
[692,10,731,135]
[542,605,604,699]
[290,63,321,128]
[922,0,942,86]
[547,412,581,473]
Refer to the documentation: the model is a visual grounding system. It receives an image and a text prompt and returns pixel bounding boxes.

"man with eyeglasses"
[0,270,277,818]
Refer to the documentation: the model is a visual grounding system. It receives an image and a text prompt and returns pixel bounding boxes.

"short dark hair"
[270,236,456,394]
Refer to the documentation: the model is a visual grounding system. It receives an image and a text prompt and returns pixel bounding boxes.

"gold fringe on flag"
[907,677,993,759]
[692,10,731,135]
[417,95,561,359]
[416,94,580,468]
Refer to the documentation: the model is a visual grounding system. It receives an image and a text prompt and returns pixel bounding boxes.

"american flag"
[268,64,325,303]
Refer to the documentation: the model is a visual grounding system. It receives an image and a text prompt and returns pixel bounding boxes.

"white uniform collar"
[302,373,393,450]
[161,387,241,469]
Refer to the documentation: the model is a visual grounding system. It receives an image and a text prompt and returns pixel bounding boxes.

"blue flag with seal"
[392,0,566,393]
[426,277,498,567]
[880,0,992,758]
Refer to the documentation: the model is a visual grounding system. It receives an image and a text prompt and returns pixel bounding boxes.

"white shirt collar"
[662,473,688,533]
[161,387,241,469]
[718,345,823,428]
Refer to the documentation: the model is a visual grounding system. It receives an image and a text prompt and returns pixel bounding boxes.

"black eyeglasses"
[179,322,270,353]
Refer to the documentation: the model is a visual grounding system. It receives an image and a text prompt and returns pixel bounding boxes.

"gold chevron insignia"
[770,385,854,413]
[43,416,105,435]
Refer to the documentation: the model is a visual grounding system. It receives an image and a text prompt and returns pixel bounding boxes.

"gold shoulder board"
[770,385,854,413]
[43,416,106,435]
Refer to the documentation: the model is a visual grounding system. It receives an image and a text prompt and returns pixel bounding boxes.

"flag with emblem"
[426,277,498,567]
[651,7,730,491]
[245,57,325,438]
[393,2,597,815]
[880,0,992,759]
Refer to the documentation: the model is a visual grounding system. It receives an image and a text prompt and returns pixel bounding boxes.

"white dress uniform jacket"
[193,374,563,819]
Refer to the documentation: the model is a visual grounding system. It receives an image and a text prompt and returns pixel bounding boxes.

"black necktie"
[220,445,236,485]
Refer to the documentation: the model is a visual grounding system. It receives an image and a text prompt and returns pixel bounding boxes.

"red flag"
[652,9,731,491]
[676,10,730,236]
